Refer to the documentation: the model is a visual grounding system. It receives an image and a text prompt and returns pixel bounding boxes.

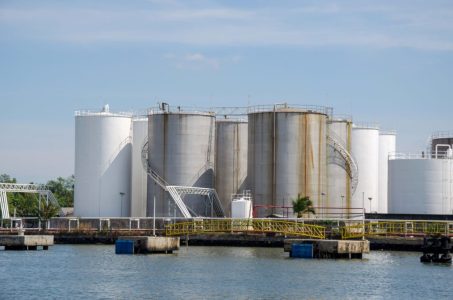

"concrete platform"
[0,235,54,250]
[118,236,180,254]
[284,239,370,259]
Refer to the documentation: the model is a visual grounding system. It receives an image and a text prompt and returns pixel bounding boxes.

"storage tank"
[388,154,453,214]
[351,124,379,213]
[378,131,396,213]
[327,118,353,216]
[147,108,216,217]
[430,131,453,158]
[247,104,329,218]
[74,105,132,217]
[215,119,248,217]
[130,118,148,217]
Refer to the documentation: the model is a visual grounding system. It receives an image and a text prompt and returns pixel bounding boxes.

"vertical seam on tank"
[272,110,276,210]
[318,115,322,209]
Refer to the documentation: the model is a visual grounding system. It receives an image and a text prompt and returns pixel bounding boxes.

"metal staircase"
[141,140,224,218]
[327,133,359,195]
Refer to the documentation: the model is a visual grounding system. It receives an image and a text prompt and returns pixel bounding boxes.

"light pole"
[341,195,345,218]
[368,197,372,213]
[321,192,326,218]
[119,192,125,217]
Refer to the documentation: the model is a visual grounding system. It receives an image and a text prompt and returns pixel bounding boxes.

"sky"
[1,0,453,183]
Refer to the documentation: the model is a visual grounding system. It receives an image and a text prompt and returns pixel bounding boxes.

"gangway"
[0,183,63,220]
[165,218,326,239]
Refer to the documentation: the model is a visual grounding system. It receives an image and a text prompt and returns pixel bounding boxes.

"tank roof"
[74,110,133,118]
[431,131,453,140]
[216,117,248,123]
[147,105,215,116]
[352,122,380,130]
[329,115,353,123]
[390,152,452,160]
[247,104,332,116]
[380,130,397,135]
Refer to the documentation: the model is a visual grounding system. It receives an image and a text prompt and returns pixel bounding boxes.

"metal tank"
[215,119,248,217]
[147,107,216,217]
[378,131,396,213]
[74,105,132,217]
[327,118,353,216]
[388,153,453,214]
[130,118,148,217]
[351,124,380,213]
[430,131,453,158]
[247,104,330,218]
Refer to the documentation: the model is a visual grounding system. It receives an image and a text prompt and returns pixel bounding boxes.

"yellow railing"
[341,221,453,239]
[165,219,326,239]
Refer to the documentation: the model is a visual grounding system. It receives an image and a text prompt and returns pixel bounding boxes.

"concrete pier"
[117,236,180,254]
[284,239,370,259]
[0,235,54,250]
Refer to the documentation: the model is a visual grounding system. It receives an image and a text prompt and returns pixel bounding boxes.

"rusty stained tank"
[247,105,329,218]
[147,108,216,217]
[215,119,248,217]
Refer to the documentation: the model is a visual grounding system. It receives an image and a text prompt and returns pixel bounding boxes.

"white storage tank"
[247,104,329,217]
[74,106,132,217]
[388,154,453,214]
[147,107,216,217]
[130,118,148,217]
[378,131,396,213]
[215,119,248,217]
[231,193,253,219]
[327,118,353,216]
[352,124,380,213]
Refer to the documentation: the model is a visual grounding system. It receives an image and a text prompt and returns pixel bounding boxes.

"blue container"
[115,240,135,255]
[291,243,313,258]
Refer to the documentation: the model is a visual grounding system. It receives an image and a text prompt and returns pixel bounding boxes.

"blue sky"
[1,0,453,182]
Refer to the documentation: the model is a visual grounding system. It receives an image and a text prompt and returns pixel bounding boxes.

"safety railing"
[341,221,453,239]
[389,151,451,160]
[247,103,333,117]
[165,218,326,239]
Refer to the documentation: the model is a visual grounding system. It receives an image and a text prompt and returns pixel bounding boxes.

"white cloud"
[1,1,453,51]
[164,52,220,69]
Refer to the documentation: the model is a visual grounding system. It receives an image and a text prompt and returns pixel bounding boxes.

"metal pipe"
[435,144,451,159]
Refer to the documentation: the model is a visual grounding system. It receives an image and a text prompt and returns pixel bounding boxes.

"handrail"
[341,220,453,239]
[165,218,326,239]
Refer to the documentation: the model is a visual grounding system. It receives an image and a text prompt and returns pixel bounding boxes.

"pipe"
[435,144,451,159]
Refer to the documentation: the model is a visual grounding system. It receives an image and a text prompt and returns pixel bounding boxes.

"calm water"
[0,245,452,299]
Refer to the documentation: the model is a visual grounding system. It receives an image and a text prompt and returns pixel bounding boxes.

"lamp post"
[119,192,125,217]
[321,192,326,218]
[341,195,345,218]
[368,197,372,213]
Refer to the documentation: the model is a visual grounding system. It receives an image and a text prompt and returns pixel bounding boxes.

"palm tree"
[36,200,60,230]
[292,195,316,218]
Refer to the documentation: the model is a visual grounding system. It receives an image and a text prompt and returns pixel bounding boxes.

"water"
[0,245,452,299]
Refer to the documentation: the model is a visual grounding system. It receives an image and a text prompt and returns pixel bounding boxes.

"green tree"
[292,195,316,218]
[0,174,16,183]
[46,175,74,207]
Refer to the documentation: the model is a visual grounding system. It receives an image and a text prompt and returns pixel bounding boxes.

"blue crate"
[291,243,313,258]
[115,240,134,254]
